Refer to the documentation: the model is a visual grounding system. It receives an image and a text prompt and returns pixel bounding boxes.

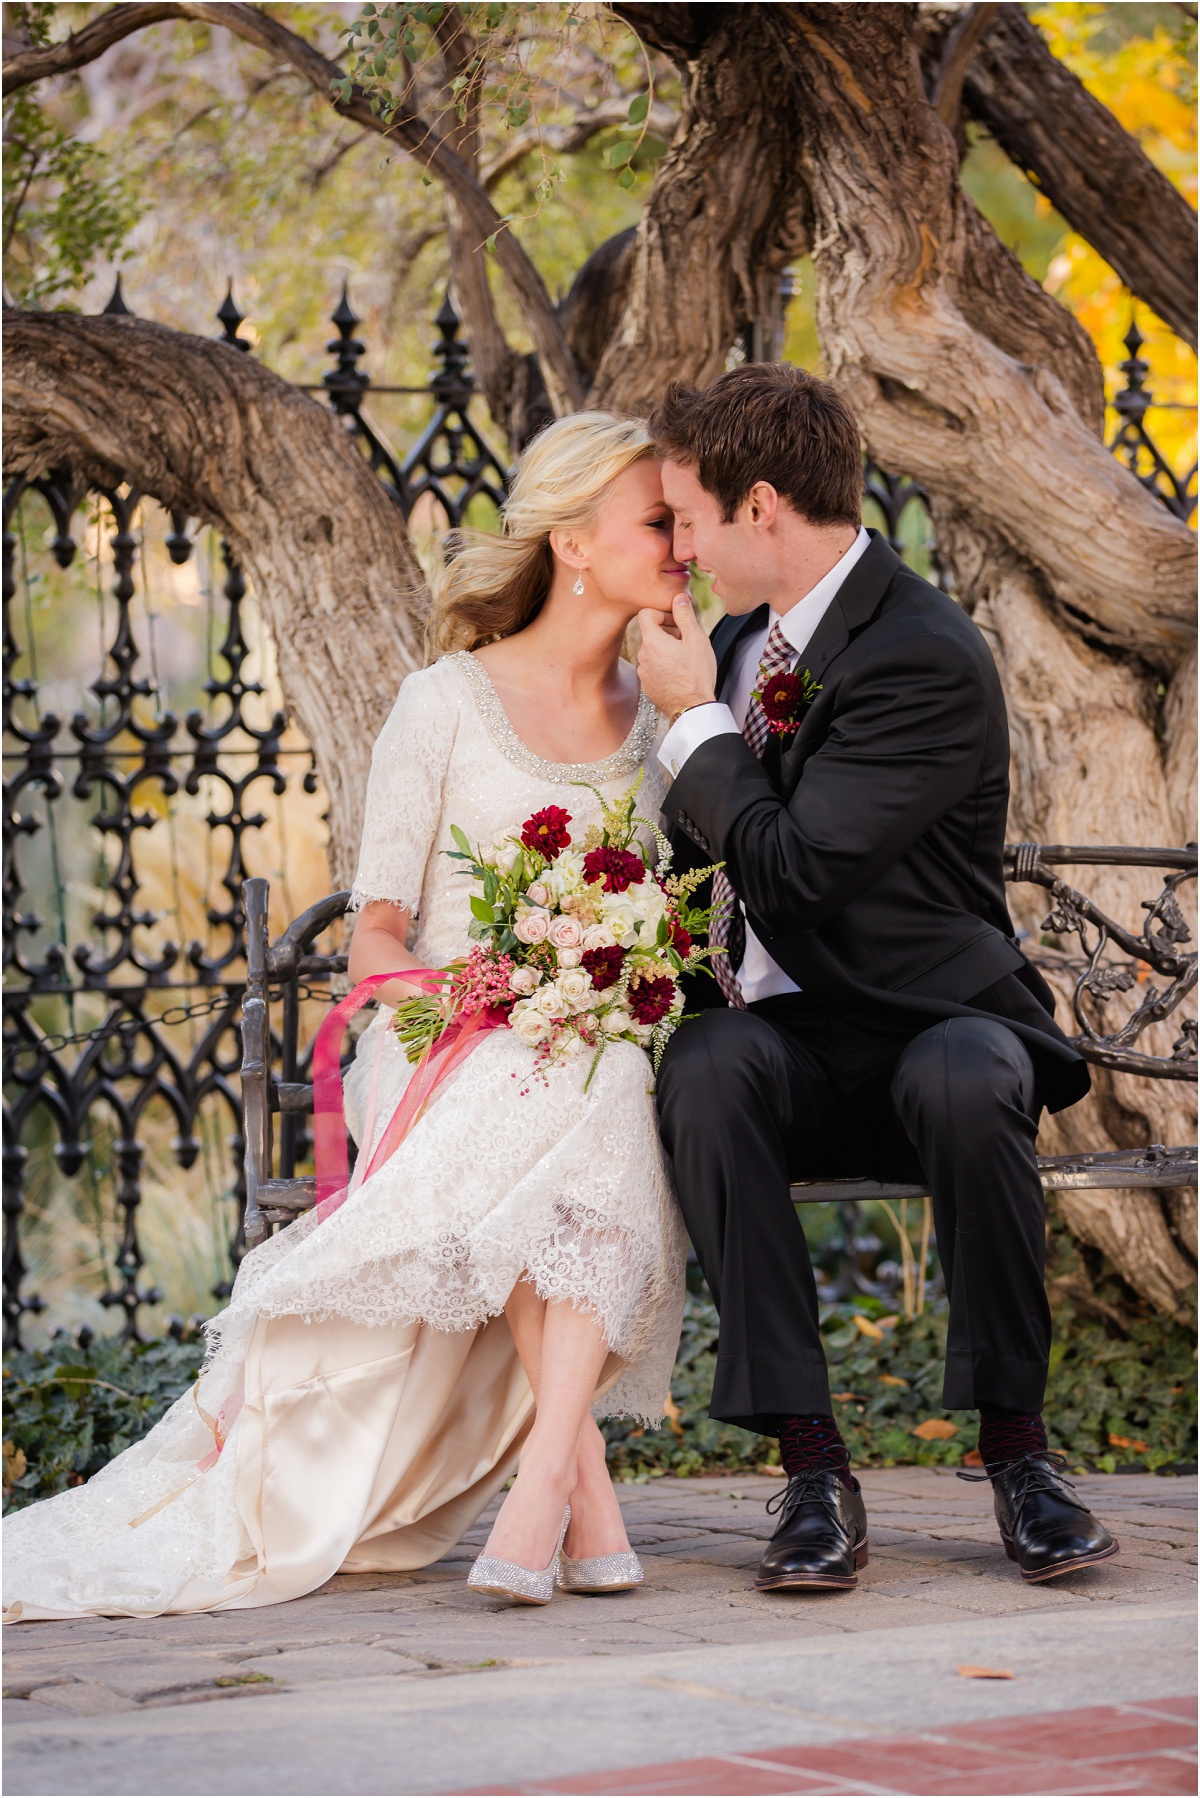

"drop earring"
[572,567,585,596]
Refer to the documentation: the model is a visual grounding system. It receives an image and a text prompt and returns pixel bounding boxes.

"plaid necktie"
[709,621,794,1008]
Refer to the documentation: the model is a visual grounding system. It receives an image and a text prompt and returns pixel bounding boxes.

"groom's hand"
[638,594,718,721]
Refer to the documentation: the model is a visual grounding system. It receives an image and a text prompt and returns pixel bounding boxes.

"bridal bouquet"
[391,775,718,1085]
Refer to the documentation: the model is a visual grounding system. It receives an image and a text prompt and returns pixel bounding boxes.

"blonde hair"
[426,411,653,655]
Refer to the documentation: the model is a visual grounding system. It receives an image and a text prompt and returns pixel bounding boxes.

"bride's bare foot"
[564,1418,631,1560]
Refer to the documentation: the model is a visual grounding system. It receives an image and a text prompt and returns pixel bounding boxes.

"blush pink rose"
[514,909,551,944]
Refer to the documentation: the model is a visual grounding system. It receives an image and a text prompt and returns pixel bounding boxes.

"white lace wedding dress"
[3,652,686,1622]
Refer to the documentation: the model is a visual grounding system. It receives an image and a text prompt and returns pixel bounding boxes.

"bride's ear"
[549,528,586,573]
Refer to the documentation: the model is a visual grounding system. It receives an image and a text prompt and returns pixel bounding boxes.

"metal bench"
[239,844,1197,1251]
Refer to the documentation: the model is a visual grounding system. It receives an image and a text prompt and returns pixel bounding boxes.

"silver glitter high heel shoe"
[467,1504,570,1606]
[557,1547,643,1594]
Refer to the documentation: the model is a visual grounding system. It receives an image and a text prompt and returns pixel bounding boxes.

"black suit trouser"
[656,996,1051,1432]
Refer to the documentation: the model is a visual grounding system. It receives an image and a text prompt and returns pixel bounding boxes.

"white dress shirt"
[658,526,871,1003]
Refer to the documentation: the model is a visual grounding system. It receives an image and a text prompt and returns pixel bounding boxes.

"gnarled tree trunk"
[2,311,422,889]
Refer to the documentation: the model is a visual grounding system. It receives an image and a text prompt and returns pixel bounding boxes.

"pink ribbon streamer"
[311,969,508,1223]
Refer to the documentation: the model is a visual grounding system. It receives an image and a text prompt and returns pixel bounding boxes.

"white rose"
[511,1005,551,1046]
[601,1007,633,1036]
[600,896,639,946]
[535,983,568,1018]
[491,839,520,873]
[548,915,583,949]
[558,968,593,1011]
[581,923,617,952]
[526,880,550,907]
[555,946,582,968]
[514,908,551,944]
[509,965,542,995]
[558,1031,586,1061]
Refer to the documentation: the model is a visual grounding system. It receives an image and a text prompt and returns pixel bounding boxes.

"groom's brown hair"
[650,362,863,526]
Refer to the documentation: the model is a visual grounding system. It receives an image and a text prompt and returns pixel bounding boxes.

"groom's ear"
[743,482,781,530]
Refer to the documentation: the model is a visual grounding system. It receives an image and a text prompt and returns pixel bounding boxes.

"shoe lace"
[957,1450,1090,1518]
[765,1470,842,1527]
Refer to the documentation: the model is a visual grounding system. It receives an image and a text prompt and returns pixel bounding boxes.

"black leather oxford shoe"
[755,1470,868,1592]
[963,1452,1118,1582]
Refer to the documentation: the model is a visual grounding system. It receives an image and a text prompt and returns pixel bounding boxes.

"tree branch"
[930,2,1000,129]
[2,310,421,885]
[2,0,586,414]
[961,5,1197,349]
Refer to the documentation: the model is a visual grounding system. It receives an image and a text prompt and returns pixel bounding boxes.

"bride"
[4,413,689,1621]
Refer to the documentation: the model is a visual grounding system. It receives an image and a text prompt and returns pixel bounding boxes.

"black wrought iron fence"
[3,282,1195,1348]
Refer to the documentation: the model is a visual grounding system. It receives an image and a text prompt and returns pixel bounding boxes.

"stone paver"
[2,1469,1195,1795]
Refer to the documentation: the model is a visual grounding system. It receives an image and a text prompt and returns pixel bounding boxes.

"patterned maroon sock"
[776,1413,855,1489]
[977,1405,1048,1476]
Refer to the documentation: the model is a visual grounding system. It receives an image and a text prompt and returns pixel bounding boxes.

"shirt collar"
[771,525,872,660]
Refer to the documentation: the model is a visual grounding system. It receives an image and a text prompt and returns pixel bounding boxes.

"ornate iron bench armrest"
[1003,842,1196,1082]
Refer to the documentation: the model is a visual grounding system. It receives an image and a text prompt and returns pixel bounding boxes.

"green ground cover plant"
[602,1285,1197,1483]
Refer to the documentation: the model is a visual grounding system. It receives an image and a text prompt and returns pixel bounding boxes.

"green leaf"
[627,91,650,125]
[450,825,473,857]
[604,140,636,170]
[470,895,495,924]
[616,167,637,189]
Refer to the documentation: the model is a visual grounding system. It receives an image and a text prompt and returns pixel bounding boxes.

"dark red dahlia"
[583,845,646,893]
[581,944,624,990]
[758,669,805,726]
[520,805,572,859]
[627,972,676,1027]
[669,920,693,957]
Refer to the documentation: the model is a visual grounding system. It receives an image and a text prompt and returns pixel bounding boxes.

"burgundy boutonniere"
[752,666,822,736]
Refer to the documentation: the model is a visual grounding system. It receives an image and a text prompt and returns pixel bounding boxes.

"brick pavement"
[2,1469,1195,1796]
[472,1698,1198,1795]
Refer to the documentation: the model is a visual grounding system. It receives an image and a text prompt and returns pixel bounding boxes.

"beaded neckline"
[449,650,659,785]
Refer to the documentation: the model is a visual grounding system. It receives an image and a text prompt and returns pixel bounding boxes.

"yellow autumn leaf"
[879,1373,908,1388]
[2,1439,27,1493]
[1108,1432,1149,1452]
[662,1391,684,1441]
[853,1315,885,1341]
[958,1665,1014,1680]
[912,1418,958,1440]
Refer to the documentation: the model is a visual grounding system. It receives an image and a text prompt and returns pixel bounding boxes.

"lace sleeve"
[348,665,461,917]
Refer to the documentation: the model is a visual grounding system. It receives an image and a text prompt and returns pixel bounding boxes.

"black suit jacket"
[664,531,1090,1112]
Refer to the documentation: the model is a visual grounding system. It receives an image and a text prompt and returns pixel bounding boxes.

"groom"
[637,362,1117,1593]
